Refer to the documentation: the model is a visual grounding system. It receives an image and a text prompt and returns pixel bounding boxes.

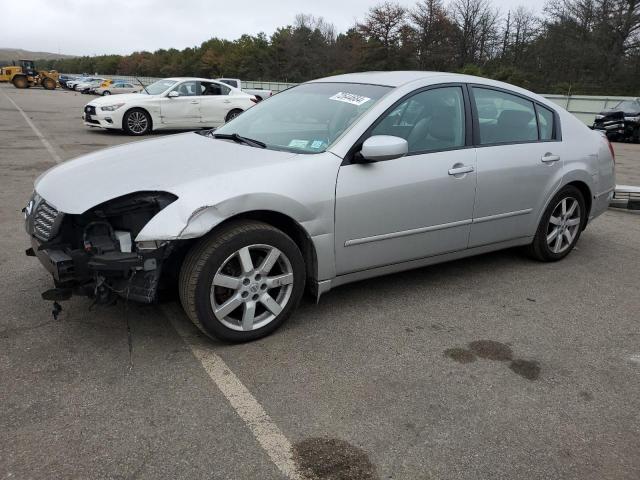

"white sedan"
[82,77,257,135]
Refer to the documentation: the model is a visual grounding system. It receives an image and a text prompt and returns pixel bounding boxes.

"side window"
[472,87,538,144]
[172,81,197,97]
[370,86,465,154]
[199,82,231,96]
[123,83,133,89]
[536,105,555,140]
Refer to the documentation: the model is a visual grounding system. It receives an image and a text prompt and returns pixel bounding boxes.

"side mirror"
[357,135,408,163]
[167,91,180,98]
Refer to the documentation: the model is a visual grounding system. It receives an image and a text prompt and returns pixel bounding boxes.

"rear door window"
[536,105,555,140]
[472,87,538,145]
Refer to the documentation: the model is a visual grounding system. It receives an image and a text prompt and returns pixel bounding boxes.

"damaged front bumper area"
[24,191,178,304]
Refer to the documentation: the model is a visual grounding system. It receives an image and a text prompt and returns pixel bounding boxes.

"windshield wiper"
[212,133,266,149]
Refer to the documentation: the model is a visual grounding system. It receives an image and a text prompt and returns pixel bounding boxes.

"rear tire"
[122,108,151,135]
[527,185,586,262]
[225,109,243,122]
[179,220,305,342]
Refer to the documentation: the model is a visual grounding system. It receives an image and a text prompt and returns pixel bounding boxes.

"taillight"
[606,137,616,163]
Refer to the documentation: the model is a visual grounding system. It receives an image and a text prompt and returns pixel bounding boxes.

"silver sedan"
[26,71,615,342]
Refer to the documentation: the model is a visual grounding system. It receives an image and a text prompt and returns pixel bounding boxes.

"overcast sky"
[2,0,542,56]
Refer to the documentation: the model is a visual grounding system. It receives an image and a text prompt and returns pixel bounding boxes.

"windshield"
[614,100,640,112]
[214,82,392,153]
[144,79,178,95]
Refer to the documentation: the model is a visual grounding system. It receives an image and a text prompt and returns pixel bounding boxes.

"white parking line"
[161,304,304,480]
[1,89,63,164]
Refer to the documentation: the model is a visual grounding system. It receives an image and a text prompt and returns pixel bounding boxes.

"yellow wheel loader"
[0,60,59,90]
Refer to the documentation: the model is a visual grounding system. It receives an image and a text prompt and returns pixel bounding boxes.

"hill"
[0,48,76,64]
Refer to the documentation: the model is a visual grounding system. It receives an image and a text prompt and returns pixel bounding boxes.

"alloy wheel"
[546,197,581,254]
[127,111,148,134]
[210,244,294,331]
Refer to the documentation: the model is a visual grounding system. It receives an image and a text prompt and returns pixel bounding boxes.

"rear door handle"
[448,165,474,176]
[190,100,199,104]
[224,99,231,104]
[541,153,560,163]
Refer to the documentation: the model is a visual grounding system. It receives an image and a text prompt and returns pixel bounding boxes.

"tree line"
[34,0,640,95]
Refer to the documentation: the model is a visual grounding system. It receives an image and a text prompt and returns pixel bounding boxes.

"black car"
[593,99,640,142]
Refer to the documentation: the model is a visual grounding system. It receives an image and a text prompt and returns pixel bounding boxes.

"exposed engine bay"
[25,191,180,305]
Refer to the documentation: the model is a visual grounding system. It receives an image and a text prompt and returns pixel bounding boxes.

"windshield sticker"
[329,92,371,106]
[288,139,309,148]
[310,140,325,149]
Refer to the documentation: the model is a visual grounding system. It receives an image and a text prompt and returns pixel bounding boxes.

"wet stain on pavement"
[444,340,541,380]
[444,347,476,364]
[468,340,513,361]
[578,390,594,401]
[293,437,378,480]
[508,359,540,380]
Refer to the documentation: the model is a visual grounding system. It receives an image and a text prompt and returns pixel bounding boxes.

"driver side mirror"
[355,135,408,163]
[167,90,180,98]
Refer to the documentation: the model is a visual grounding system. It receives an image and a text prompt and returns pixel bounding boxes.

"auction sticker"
[329,92,371,106]
[288,139,309,148]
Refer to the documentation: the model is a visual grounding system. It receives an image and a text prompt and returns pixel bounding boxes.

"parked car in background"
[66,76,89,90]
[95,81,140,96]
[217,78,272,101]
[58,74,77,89]
[593,98,640,142]
[76,79,111,94]
[82,77,256,135]
[29,72,615,343]
[72,77,104,92]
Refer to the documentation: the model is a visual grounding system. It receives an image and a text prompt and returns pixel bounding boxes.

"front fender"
[135,192,330,241]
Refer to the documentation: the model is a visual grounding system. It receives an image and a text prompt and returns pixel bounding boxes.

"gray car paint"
[32,72,616,296]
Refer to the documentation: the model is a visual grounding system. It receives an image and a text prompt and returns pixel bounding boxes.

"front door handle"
[541,153,560,163]
[190,100,199,104]
[448,165,474,176]
[224,99,231,104]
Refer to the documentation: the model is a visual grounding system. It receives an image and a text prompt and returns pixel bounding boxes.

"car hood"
[35,132,299,214]
[89,92,147,105]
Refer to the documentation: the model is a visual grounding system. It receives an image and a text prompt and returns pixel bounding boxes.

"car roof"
[308,71,554,107]
[164,77,223,82]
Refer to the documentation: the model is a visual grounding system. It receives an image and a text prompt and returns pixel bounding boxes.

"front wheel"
[102,90,111,96]
[225,109,243,122]
[179,220,306,342]
[527,185,586,261]
[123,108,151,135]
[42,78,56,90]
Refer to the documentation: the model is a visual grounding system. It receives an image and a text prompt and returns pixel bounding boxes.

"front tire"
[123,108,151,135]
[42,77,56,90]
[102,90,111,96]
[179,220,306,342]
[225,109,243,122]
[527,185,586,261]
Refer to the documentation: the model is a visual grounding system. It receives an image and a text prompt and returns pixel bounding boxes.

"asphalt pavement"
[1,83,639,480]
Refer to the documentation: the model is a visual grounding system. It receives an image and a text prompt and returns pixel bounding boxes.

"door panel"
[469,143,563,246]
[160,81,201,126]
[468,87,564,246]
[160,97,201,126]
[335,149,477,275]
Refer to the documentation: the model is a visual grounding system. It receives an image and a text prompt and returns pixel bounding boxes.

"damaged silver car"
[25,72,615,342]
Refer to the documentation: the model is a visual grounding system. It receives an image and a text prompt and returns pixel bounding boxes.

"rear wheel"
[123,108,151,135]
[179,220,305,342]
[42,77,56,90]
[12,75,28,89]
[225,109,243,122]
[527,185,586,261]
